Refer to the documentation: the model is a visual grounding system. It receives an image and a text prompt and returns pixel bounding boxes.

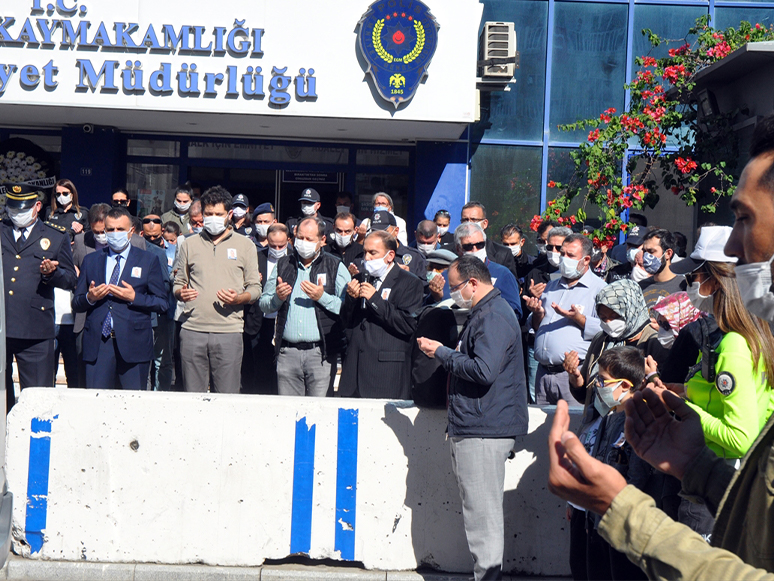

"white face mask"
[594,380,629,415]
[547,251,561,267]
[600,318,626,338]
[94,232,108,245]
[627,247,640,265]
[57,194,72,206]
[417,242,436,256]
[365,255,390,278]
[232,207,247,219]
[8,206,37,229]
[294,238,319,260]
[254,223,269,238]
[203,216,227,236]
[336,205,351,215]
[508,243,522,257]
[301,203,317,216]
[471,247,487,263]
[686,280,714,313]
[436,226,449,237]
[268,246,287,260]
[736,254,774,323]
[560,256,583,280]
[106,231,130,253]
[451,288,473,309]
[175,200,191,213]
[334,233,353,248]
[630,265,650,283]
[658,327,676,348]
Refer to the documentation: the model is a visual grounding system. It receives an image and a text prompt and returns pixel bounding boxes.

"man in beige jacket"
[173,186,261,393]
[547,115,774,580]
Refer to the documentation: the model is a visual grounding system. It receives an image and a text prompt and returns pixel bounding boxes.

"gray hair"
[454,222,486,248]
[564,233,594,258]
[372,192,393,209]
[547,226,572,240]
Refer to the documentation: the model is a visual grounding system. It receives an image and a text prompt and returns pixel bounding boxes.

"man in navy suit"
[73,207,168,390]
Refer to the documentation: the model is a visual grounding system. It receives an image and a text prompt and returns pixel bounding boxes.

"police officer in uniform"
[370,210,426,280]
[232,194,255,241]
[2,184,77,410]
[286,188,334,241]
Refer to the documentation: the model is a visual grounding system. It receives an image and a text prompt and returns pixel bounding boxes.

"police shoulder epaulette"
[43,221,67,233]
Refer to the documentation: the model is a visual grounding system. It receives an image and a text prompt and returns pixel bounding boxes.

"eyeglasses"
[449,278,470,292]
[460,217,484,223]
[460,241,486,252]
[113,200,129,206]
[142,218,162,224]
[595,376,633,389]
[546,244,562,252]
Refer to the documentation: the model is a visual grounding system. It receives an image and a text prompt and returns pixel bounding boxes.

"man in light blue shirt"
[259,217,350,397]
[525,233,606,407]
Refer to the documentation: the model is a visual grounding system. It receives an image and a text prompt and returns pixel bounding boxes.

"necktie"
[101,255,122,338]
[16,228,27,252]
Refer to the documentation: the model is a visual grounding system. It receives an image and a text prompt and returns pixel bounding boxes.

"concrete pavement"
[0,556,569,581]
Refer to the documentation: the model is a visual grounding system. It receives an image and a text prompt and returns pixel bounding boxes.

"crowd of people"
[5,115,774,581]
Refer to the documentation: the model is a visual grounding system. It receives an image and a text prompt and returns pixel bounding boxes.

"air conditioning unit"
[478,22,518,80]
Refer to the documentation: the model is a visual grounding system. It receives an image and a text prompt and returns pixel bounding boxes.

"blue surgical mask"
[374,205,389,213]
[106,231,130,252]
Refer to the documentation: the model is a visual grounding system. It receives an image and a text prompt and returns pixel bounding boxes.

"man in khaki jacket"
[547,115,774,580]
[173,186,261,393]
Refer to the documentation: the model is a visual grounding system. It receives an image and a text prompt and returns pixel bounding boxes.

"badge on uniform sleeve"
[316,273,327,287]
[403,254,412,265]
[131,267,142,278]
[40,238,50,250]
[381,288,392,300]
[227,248,237,260]
[716,372,736,396]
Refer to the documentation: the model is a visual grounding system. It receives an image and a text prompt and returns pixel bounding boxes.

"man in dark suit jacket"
[460,202,517,279]
[72,207,168,390]
[339,230,423,399]
[2,184,77,411]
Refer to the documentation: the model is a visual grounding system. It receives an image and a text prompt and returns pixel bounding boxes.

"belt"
[540,363,572,374]
[281,340,321,350]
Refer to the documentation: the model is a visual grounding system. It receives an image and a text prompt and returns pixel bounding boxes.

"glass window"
[127,139,180,158]
[550,2,628,143]
[356,149,410,167]
[475,0,549,141]
[188,142,349,164]
[715,7,774,29]
[631,5,708,71]
[355,174,409,221]
[126,163,179,218]
[8,134,61,153]
[547,146,607,224]
[469,144,542,254]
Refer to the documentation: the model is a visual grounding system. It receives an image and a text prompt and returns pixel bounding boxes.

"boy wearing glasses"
[573,346,671,581]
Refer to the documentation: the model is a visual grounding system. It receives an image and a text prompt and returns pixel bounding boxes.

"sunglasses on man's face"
[113,199,129,206]
[546,244,562,252]
[142,218,162,225]
[460,241,486,252]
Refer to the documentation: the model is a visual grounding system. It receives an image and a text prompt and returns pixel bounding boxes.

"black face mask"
[147,235,164,247]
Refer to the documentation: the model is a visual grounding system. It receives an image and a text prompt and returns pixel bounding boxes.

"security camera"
[83,124,94,134]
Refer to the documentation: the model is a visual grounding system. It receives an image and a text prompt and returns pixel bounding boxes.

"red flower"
[530,215,542,232]
[707,41,732,60]
[675,157,697,174]
[667,43,690,57]
[663,64,687,84]
[588,129,601,142]
[641,57,657,68]
[547,180,556,188]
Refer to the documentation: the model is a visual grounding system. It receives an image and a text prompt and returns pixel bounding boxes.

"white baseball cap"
[672,225,737,275]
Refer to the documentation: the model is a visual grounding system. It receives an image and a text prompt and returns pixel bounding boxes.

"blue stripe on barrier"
[290,417,315,555]
[335,408,358,561]
[26,417,57,554]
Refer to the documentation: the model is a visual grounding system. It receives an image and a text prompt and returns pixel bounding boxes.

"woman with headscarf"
[564,278,660,408]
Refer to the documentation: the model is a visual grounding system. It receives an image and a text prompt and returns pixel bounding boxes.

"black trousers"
[241,318,277,395]
[54,324,79,388]
[6,337,55,412]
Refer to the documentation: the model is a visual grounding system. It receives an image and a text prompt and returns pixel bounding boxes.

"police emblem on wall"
[357,0,440,108]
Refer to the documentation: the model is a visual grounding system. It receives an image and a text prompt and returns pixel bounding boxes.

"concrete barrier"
[6,389,579,575]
